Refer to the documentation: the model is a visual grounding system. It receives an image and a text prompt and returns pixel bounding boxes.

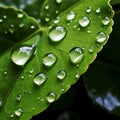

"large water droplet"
[57,70,66,80]
[49,26,66,42]
[56,0,62,4]
[43,53,57,67]
[66,11,75,21]
[11,45,36,66]
[46,92,56,103]
[79,16,90,27]
[34,73,47,86]
[16,94,23,101]
[86,6,92,13]
[69,47,84,64]
[102,17,110,26]
[14,108,23,117]
[96,32,107,43]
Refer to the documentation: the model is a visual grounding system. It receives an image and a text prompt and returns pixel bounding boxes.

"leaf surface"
[0,0,114,119]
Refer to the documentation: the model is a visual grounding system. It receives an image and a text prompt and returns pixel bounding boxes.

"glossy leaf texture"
[0,0,114,120]
[83,11,120,117]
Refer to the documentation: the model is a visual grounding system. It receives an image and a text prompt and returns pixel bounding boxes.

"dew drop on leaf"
[57,70,66,80]
[45,5,49,10]
[69,47,84,64]
[96,32,107,43]
[54,17,60,24]
[3,15,7,19]
[0,19,3,23]
[56,0,62,4]
[17,13,24,18]
[49,26,66,42]
[86,6,92,13]
[19,23,25,28]
[43,53,57,67]
[46,92,56,103]
[34,73,47,86]
[89,46,94,53]
[79,16,90,27]
[11,45,36,66]
[75,74,80,79]
[45,17,50,22]
[30,25,35,29]
[16,94,23,101]
[96,7,101,13]
[66,11,76,21]
[102,17,110,25]
[14,108,23,117]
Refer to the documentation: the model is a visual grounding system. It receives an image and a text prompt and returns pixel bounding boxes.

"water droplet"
[49,26,66,42]
[0,19,3,23]
[75,74,80,79]
[56,0,62,4]
[21,76,24,79]
[55,10,59,14]
[96,32,107,43]
[86,6,92,13]
[17,13,24,18]
[57,70,66,80]
[10,113,14,118]
[45,17,50,22]
[69,47,84,64]
[87,30,91,34]
[102,17,110,25]
[4,71,7,75]
[11,45,36,66]
[96,7,101,13]
[89,46,94,53]
[34,73,47,86]
[14,108,23,117]
[30,25,35,29]
[3,15,7,19]
[66,11,75,21]
[43,53,57,67]
[45,5,49,10]
[79,16,90,27]
[16,94,23,101]
[46,92,56,103]
[54,17,60,24]
[0,101,2,107]
[19,23,25,28]
[9,25,14,34]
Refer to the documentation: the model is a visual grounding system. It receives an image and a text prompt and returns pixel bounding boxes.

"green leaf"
[0,0,114,120]
[83,11,120,116]
[111,0,120,5]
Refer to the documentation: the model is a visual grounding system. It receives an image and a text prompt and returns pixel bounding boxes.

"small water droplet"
[86,6,92,13]
[32,107,35,111]
[21,76,24,79]
[17,13,24,18]
[66,11,75,21]
[14,108,23,117]
[75,74,80,79]
[3,15,7,19]
[79,16,90,27]
[55,10,59,14]
[56,0,62,4]
[43,53,57,67]
[54,17,60,24]
[89,46,94,53]
[4,71,7,75]
[30,25,35,29]
[30,69,34,74]
[46,92,56,103]
[96,7,101,13]
[57,70,66,80]
[34,73,47,86]
[45,5,49,10]
[96,32,107,43]
[9,25,15,34]
[19,23,25,28]
[0,101,2,107]
[49,26,66,42]
[102,17,110,25]
[69,47,84,64]
[87,30,91,34]
[0,19,3,23]
[16,94,23,101]
[11,45,36,66]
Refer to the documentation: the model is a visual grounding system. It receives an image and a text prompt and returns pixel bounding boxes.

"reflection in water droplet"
[86,6,92,13]
[46,92,56,103]
[57,70,66,80]
[49,26,66,42]
[56,0,62,4]
[79,16,90,27]
[66,11,75,21]
[96,32,107,43]
[102,17,110,26]
[34,73,47,86]
[96,7,101,13]
[16,94,23,101]
[54,17,60,24]
[43,53,57,67]
[11,45,36,66]
[69,47,84,64]
[14,108,23,117]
